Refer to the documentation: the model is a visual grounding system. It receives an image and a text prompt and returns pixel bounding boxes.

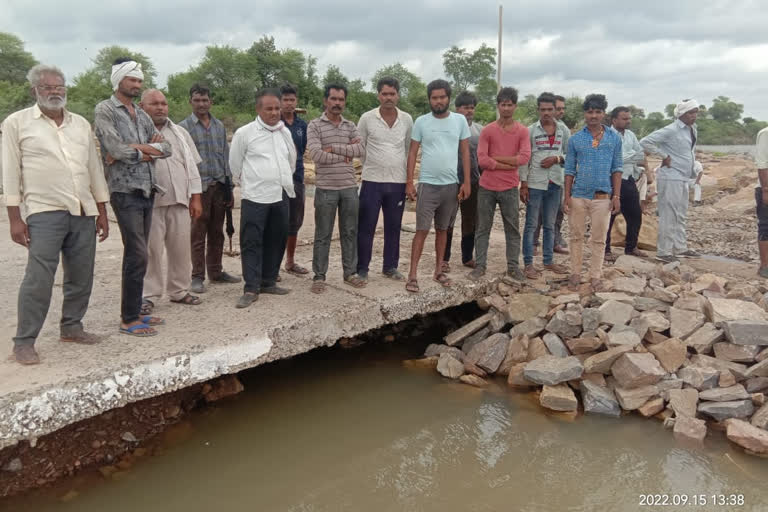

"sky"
[4,0,768,119]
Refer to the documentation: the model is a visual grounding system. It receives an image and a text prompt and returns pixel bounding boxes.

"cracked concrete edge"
[0,280,492,450]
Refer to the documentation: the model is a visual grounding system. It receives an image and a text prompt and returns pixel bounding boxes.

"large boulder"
[615,385,660,410]
[437,353,465,379]
[503,294,552,324]
[583,345,634,374]
[669,307,706,339]
[565,336,604,355]
[526,337,551,361]
[607,328,642,348]
[647,337,687,372]
[679,366,720,391]
[639,311,670,332]
[580,380,621,417]
[546,310,582,338]
[709,298,768,323]
[509,316,548,339]
[698,400,754,421]
[690,354,748,380]
[523,356,584,385]
[699,385,750,402]
[673,416,707,444]
[542,333,570,358]
[611,353,667,389]
[713,342,761,363]
[540,384,579,411]
[598,300,635,326]
[667,388,699,417]
[725,418,768,454]
[612,277,647,295]
[722,320,768,346]
[685,323,724,354]
[497,335,529,375]
[466,333,510,373]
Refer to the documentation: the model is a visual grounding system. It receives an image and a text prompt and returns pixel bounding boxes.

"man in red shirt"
[471,87,532,281]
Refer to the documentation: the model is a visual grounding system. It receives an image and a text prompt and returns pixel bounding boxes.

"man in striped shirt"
[307,83,366,293]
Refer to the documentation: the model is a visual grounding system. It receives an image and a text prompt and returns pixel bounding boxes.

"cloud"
[3,0,767,118]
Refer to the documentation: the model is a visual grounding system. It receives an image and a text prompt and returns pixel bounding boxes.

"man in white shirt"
[356,77,413,281]
[2,64,110,365]
[139,89,204,310]
[229,89,296,308]
[756,126,768,279]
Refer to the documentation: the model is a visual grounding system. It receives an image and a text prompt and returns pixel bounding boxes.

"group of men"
[3,58,763,367]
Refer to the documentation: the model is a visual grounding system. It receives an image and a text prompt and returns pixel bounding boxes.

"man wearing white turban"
[640,99,700,263]
[94,57,172,337]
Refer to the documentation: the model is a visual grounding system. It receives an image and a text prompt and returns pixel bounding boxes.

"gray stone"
[698,400,755,421]
[497,335,529,375]
[564,304,583,327]
[551,293,580,306]
[644,287,678,304]
[667,388,699,417]
[565,337,603,355]
[750,403,768,429]
[488,310,507,333]
[580,380,621,417]
[582,308,600,332]
[673,292,708,313]
[725,418,768,454]
[633,297,670,312]
[699,385,750,402]
[719,370,738,388]
[628,316,651,339]
[685,323,723,354]
[466,333,509,373]
[709,298,768,323]
[723,320,768,346]
[523,356,584,385]
[606,328,642,348]
[614,254,657,274]
[437,353,465,379]
[657,377,684,393]
[445,312,494,346]
[612,353,667,388]
[583,345,634,374]
[2,458,22,473]
[647,337,687,372]
[746,377,768,393]
[595,292,636,304]
[639,311,670,332]
[424,344,465,362]
[598,300,635,326]
[744,359,768,379]
[502,293,553,324]
[678,366,721,391]
[507,363,537,387]
[461,327,490,354]
[540,384,579,411]
[713,342,761,363]
[612,276,647,295]
[615,385,660,410]
[669,307,706,339]
[673,416,707,443]
[542,333,570,358]
[509,316,548,339]
[545,310,582,338]
[690,354,749,380]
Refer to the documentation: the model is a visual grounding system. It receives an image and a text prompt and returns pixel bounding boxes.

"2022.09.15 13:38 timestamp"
[639,494,745,506]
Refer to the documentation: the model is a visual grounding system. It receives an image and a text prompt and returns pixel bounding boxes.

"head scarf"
[110,61,144,91]
[674,99,699,119]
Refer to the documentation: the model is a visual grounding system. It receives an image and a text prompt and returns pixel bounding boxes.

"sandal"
[311,280,326,294]
[285,263,310,275]
[140,299,154,315]
[60,331,103,345]
[119,323,157,337]
[441,261,451,273]
[405,278,420,293]
[171,294,202,306]
[344,274,367,288]
[433,272,452,288]
[141,315,165,326]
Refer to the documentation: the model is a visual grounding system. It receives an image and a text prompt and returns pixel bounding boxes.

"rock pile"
[420,255,768,457]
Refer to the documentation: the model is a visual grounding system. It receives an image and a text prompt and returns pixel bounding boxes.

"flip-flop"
[170,294,202,306]
[405,278,420,293]
[141,315,165,326]
[433,272,452,288]
[285,263,310,275]
[119,323,157,337]
[344,274,367,288]
[441,262,451,273]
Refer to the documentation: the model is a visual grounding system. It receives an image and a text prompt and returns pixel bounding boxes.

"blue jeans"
[523,182,562,265]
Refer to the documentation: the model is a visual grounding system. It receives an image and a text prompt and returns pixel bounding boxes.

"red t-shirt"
[477,121,532,191]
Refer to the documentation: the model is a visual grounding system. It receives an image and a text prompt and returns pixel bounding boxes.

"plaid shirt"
[179,113,230,191]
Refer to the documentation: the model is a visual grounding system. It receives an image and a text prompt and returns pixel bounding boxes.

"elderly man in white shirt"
[641,99,700,263]
[229,89,296,309]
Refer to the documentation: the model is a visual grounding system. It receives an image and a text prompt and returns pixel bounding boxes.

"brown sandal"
[311,280,326,294]
[405,278,420,293]
[171,293,202,305]
[344,274,367,288]
[433,272,452,287]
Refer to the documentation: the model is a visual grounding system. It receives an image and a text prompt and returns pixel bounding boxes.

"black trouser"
[240,196,289,294]
[111,191,154,324]
[606,177,643,253]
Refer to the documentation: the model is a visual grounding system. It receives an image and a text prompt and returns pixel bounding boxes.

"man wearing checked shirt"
[563,94,622,292]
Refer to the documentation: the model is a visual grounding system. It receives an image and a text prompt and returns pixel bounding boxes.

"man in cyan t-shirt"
[405,79,471,293]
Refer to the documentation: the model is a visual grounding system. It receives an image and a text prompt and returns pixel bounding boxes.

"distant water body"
[698,144,756,156]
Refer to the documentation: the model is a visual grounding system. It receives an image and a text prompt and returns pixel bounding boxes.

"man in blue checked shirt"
[563,94,623,292]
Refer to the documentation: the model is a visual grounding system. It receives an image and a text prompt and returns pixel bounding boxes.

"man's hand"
[406,182,417,201]
[150,133,165,144]
[141,153,153,162]
[322,147,333,153]
[96,213,109,242]
[540,156,558,169]
[10,218,30,247]
[350,137,361,144]
[458,183,471,201]
[520,183,529,204]
[662,156,672,168]
[611,196,621,215]
[105,153,116,166]
[189,195,203,219]
[562,195,571,215]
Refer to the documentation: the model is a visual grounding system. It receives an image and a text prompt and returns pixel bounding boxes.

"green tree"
[709,96,743,123]
[442,44,496,93]
[474,77,498,105]
[371,62,429,116]
[628,105,645,119]
[561,95,584,129]
[513,94,538,125]
[0,80,34,121]
[0,32,38,85]
[664,103,676,119]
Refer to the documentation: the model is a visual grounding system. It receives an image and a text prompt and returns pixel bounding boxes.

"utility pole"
[497,4,503,91]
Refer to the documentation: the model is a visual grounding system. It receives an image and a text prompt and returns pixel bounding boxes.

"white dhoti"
[656,179,689,257]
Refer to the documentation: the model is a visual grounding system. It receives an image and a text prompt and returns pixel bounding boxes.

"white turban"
[111,61,144,91]
[674,99,699,118]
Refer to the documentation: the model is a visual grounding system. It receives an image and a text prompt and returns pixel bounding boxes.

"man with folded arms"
[3,64,110,364]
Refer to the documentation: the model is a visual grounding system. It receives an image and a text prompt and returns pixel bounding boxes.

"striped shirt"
[307,112,365,190]
[522,119,570,190]
[565,125,623,199]
[179,113,230,191]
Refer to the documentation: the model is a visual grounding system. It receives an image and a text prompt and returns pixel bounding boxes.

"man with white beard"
[2,64,111,365]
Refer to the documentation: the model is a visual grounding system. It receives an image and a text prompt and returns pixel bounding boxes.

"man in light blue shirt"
[641,99,700,263]
[405,79,471,293]
[605,106,647,260]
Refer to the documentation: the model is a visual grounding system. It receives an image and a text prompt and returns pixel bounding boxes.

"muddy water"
[5,344,768,512]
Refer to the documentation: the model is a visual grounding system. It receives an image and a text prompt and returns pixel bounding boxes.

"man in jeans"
[444,91,483,272]
[563,94,622,292]
[405,79,471,292]
[604,106,647,260]
[521,92,570,279]
[307,83,366,293]
[470,87,531,282]
[3,64,110,364]
[356,77,413,281]
[179,84,241,292]
[94,58,171,336]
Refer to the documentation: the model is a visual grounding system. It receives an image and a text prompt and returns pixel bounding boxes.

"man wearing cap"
[94,57,171,337]
[640,99,700,263]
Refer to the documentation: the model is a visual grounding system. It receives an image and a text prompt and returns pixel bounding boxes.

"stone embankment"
[418,255,768,456]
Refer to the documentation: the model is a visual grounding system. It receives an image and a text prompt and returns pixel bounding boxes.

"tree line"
[1,32,765,144]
